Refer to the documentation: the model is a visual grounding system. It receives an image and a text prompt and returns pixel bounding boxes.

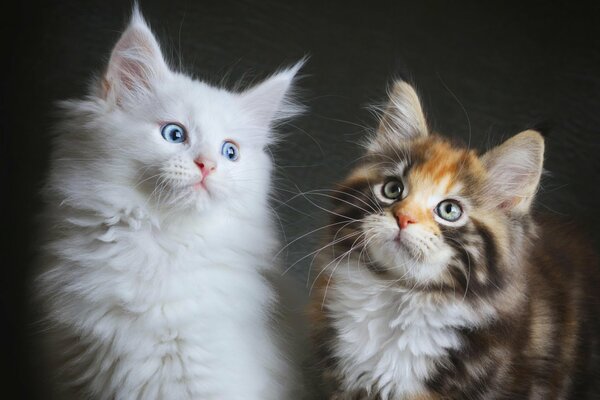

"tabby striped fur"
[309,81,600,399]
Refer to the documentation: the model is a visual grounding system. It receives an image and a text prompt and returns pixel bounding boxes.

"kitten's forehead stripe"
[370,136,484,201]
[410,138,480,192]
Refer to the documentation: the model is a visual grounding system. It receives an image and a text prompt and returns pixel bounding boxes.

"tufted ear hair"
[480,130,545,214]
[240,59,305,132]
[369,80,428,152]
[102,5,170,105]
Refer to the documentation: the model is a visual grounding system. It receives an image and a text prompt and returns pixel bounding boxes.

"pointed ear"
[368,81,428,153]
[480,130,545,214]
[102,6,170,104]
[241,59,305,129]
[379,81,428,138]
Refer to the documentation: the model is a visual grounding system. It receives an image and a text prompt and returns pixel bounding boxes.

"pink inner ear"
[104,23,168,102]
[116,52,151,91]
[113,30,157,87]
[499,199,515,211]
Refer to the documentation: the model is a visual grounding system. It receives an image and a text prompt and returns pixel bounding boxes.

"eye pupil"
[436,200,463,222]
[161,123,186,144]
[221,141,239,161]
[382,180,403,200]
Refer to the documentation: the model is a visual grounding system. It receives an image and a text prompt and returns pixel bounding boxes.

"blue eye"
[221,141,240,161]
[161,123,186,143]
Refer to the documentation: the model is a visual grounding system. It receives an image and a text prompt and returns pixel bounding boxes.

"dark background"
[3,1,599,398]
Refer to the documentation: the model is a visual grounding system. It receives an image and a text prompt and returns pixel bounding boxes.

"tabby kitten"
[310,81,600,399]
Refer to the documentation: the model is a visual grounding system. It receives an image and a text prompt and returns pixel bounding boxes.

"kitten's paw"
[125,207,145,230]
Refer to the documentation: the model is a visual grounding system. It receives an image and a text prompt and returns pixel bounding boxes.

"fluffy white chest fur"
[39,204,292,400]
[326,264,490,399]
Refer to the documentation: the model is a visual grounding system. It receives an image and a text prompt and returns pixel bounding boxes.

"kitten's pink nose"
[195,159,216,179]
[396,213,417,230]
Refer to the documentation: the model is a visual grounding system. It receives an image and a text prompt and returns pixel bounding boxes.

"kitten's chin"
[191,185,231,213]
[393,234,425,261]
[192,190,217,213]
[148,183,216,214]
[366,237,452,284]
[193,181,207,191]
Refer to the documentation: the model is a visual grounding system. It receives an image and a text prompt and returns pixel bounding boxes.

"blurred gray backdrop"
[3,0,600,397]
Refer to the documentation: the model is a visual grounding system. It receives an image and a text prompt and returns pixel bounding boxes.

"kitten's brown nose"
[195,159,216,179]
[396,213,417,229]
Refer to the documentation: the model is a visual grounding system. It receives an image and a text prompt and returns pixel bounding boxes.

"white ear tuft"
[481,130,545,213]
[102,5,170,105]
[241,58,305,129]
[129,2,145,27]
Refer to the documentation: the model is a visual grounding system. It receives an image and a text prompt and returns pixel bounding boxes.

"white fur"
[362,212,455,284]
[37,8,303,400]
[326,263,495,399]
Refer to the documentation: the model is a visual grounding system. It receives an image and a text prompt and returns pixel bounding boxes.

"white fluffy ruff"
[326,264,494,399]
[38,142,294,400]
[38,142,292,399]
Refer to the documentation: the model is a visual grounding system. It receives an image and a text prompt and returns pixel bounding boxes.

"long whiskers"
[319,231,370,309]
[285,224,360,279]
[276,220,360,260]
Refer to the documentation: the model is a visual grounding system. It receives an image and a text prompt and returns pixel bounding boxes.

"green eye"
[382,180,403,200]
[436,200,463,222]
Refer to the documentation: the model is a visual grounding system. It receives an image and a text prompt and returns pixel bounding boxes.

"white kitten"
[36,7,304,400]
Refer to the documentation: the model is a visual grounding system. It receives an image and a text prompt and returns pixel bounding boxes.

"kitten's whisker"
[335,184,384,214]
[305,222,363,283]
[266,203,288,254]
[286,122,325,156]
[355,231,379,277]
[133,172,164,190]
[305,220,364,285]
[276,220,360,260]
[299,191,374,215]
[314,114,373,131]
[289,228,361,278]
[305,188,379,214]
[320,236,367,310]
[310,232,367,300]
[290,184,363,222]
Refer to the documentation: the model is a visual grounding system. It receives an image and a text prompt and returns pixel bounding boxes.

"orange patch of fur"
[411,138,477,190]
